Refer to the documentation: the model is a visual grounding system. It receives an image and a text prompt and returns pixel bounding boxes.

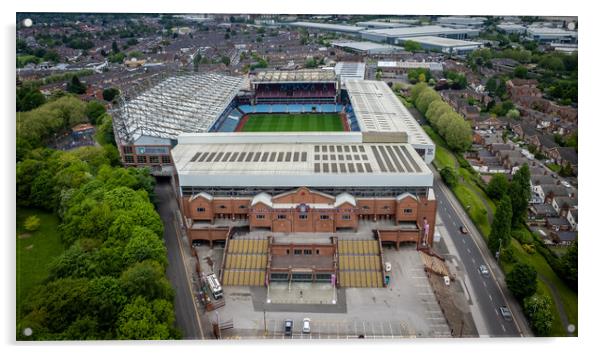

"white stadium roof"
[345,80,433,147]
[172,134,432,188]
[114,73,244,144]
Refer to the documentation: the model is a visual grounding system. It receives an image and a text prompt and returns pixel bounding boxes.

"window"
[256,214,265,219]
[124,155,134,164]
[316,249,320,255]
[342,214,351,220]
[286,249,290,255]
[299,214,308,220]
[383,205,390,210]
[304,249,312,255]
[239,205,247,209]
[123,146,133,154]
[196,207,205,213]
[362,205,370,210]
[136,155,147,164]
[219,205,227,209]
[149,156,159,164]
[403,208,413,214]
[293,249,302,255]
[161,155,171,164]
[320,215,330,220]
[277,214,287,219]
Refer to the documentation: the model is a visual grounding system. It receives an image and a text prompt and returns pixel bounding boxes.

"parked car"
[284,319,293,336]
[479,265,490,277]
[499,306,513,321]
[460,226,468,234]
[385,262,392,272]
[561,180,571,188]
[302,318,311,333]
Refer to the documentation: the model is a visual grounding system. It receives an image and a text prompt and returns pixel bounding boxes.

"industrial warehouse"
[112,69,438,292]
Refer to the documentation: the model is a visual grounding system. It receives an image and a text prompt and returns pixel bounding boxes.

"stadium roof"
[397,36,482,48]
[362,25,479,38]
[288,21,366,33]
[334,62,366,82]
[113,74,244,144]
[172,135,432,188]
[252,69,336,83]
[345,80,433,148]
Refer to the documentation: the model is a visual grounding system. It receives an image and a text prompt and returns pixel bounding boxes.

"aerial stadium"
[112,69,437,289]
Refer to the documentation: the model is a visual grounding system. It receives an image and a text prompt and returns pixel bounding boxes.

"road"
[155,180,206,339]
[431,168,528,337]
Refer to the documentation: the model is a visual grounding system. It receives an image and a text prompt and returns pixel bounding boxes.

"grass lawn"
[504,239,578,336]
[242,113,344,132]
[422,125,456,170]
[16,208,64,320]
[546,163,562,173]
[452,184,492,237]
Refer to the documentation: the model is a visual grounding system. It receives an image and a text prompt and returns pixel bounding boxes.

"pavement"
[155,180,211,339]
[430,167,531,337]
[214,246,450,339]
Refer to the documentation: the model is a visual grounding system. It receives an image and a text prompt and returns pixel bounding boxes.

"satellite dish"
[567,22,576,31]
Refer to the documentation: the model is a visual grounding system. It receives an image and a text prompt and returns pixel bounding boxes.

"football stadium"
[112,69,437,289]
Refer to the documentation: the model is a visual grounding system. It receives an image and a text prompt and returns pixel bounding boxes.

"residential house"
[566,208,578,231]
[550,231,577,246]
[528,203,558,221]
[547,147,578,173]
[546,217,571,232]
[552,196,578,217]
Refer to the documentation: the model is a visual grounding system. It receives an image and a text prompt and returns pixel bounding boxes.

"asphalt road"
[431,171,524,337]
[155,180,205,339]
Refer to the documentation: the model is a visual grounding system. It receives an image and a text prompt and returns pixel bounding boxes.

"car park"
[479,265,490,277]
[302,318,311,333]
[499,306,513,321]
[284,319,293,336]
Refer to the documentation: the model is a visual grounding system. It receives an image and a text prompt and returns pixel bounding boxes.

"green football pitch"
[241,113,345,132]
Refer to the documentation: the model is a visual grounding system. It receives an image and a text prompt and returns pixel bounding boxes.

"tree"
[24,215,41,231]
[111,40,120,53]
[488,195,513,254]
[407,68,431,84]
[559,241,577,290]
[523,295,553,336]
[17,85,46,112]
[403,40,422,53]
[440,167,458,188]
[509,164,531,227]
[116,296,172,340]
[415,89,441,114]
[305,57,317,69]
[102,88,120,102]
[410,82,429,103]
[85,101,106,125]
[506,262,538,300]
[66,76,87,95]
[119,260,173,301]
[444,117,473,152]
[485,78,498,94]
[507,108,520,119]
[514,66,528,79]
[487,173,509,200]
[123,227,168,267]
[221,55,231,66]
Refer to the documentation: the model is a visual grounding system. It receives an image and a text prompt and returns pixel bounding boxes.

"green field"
[16,208,65,320]
[241,113,344,132]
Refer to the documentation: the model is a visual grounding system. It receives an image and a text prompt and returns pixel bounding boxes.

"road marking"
[466,248,471,254]
[471,257,476,264]
[501,324,507,332]
[462,238,466,244]
[172,220,205,339]
[488,294,493,301]
[483,280,487,287]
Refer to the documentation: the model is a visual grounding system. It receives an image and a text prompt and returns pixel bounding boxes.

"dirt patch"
[18,233,32,239]
[428,272,478,337]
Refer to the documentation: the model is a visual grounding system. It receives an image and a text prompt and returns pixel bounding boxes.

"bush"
[440,167,458,188]
[500,247,516,264]
[24,215,41,232]
[522,243,536,254]
[512,228,532,245]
